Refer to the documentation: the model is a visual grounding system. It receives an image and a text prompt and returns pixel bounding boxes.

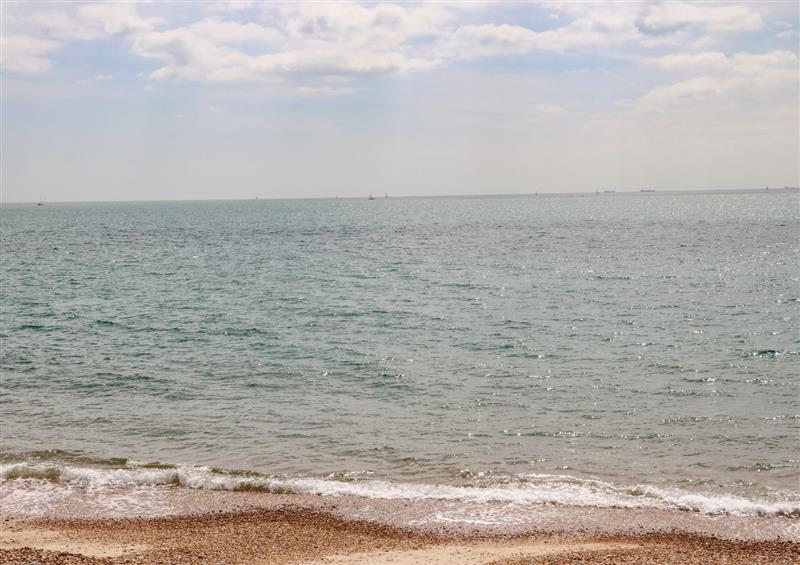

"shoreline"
[3,459,798,527]
[2,478,798,543]
[2,506,798,565]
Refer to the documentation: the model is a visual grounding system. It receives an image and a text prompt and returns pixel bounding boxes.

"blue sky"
[2,1,798,202]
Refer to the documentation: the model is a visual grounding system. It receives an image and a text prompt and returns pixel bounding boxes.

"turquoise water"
[1,191,798,514]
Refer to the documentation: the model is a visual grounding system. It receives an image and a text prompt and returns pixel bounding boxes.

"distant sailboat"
[384,193,388,199]
[36,196,44,206]
[368,193,375,200]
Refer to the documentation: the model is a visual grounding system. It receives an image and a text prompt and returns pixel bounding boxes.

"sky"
[1,1,798,202]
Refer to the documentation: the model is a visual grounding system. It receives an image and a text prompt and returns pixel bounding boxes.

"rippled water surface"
[1,191,798,510]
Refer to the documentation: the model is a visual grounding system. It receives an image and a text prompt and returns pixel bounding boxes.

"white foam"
[634,485,800,516]
[1,463,798,518]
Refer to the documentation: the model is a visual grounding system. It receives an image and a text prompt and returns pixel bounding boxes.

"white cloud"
[637,2,762,35]
[639,50,798,110]
[729,50,798,73]
[207,1,257,13]
[30,3,157,41]
[1,2,158,75]
[443,24,539,59]
[440,2,765,62]
[0,0,784,100]
[442,16,637,60]
[295,85,358,97]
[647,50,798,74]
[642,76,737,107]
[252,48,435,77]
[131,19,280,82]
[181,18,280,44]
[259,2,454,76]
[0,34,61,74]
[276,3,454,46]
[649,51,732,70]
[550,2,763,49]
[95,73,113,81]
[131,4,447,83]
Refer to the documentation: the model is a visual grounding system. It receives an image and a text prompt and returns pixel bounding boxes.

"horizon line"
[1,185,798,206]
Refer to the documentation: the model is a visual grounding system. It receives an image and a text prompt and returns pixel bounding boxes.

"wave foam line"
[1,463,798,517]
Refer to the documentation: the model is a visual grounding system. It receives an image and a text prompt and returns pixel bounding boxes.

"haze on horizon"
[1,1,798,203]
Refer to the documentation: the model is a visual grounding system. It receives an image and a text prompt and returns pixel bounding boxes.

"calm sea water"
[1,191,798,516]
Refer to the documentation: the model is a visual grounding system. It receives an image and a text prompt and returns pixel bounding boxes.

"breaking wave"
[2,461,798,518]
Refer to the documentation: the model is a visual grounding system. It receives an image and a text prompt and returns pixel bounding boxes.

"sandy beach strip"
[1,507,798,565]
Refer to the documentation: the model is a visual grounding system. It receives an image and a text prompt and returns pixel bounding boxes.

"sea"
[1,190,798,534]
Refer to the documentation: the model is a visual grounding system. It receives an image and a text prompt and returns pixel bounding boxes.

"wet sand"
[1,507,798,565]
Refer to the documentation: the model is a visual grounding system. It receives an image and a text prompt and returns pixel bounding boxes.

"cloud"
[131,19,280,82]
[207,1,257,13]
[647,49,798,73]
[252,49,435,77]
[131,4,448,83]
[95,73,113,81]
[276,2,454,46]
[728,50,798,73]
[0,0,784,100]
[0,34,61,74]
[637,2,762,35]
[443,24,539,59]
[295,85,358,97]
[648,51,732,70]
[639,50,798,110]
[439,2,765,62]
[441,17,636,60]
[549,2,763,49]
[30,3,157,41]
[1,2,158,75]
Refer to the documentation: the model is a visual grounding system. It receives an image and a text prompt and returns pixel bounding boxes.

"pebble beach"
[2,505,799,565]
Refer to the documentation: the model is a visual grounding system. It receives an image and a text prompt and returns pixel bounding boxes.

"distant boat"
[604,190,616,193]
[640,189,655,193]
[368,193,375,200]
[384,193,388,199]
[36,196,44,206]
